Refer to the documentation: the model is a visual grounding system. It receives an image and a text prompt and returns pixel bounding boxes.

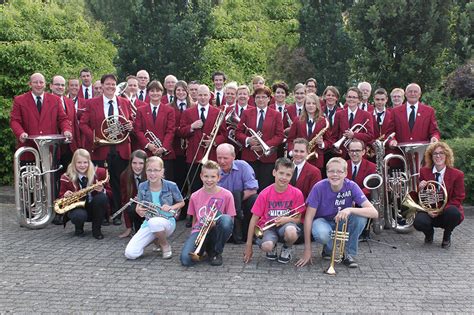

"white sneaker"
[278,245,292,264]
[162,245,172,259]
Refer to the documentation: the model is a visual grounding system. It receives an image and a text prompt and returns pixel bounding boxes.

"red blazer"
[419,167,465,221]
[77,85,93,100]
[134,103,176,159]
[287,116,331,169]
[295,162,322,199]
[79,96,132,161]
[161,94,174,105]
[321,102,343,128]
[171,104,187,157]
[179,105,227,164]
[248,95,274,107]
[210,91,226,107]
[330,108,374,147]
[391,103,441,143]
[10,91,72,160]
[270,104,296,130]
[58,167,112,201]
[346,159,377,197]
[62,96,80,152]
[360,102,374,114]
[137,90,150,104]
[372,109,395,140]
[235,106,284,163]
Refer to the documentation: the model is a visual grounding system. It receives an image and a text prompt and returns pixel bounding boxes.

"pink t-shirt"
[251,184,305,227]
[187,187,236,233]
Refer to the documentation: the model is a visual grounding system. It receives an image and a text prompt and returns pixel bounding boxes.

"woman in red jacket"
[58,149,112,239]
[414,142,465,248]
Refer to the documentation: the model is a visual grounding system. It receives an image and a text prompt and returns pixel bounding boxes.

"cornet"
[145,130,169,156]
[242,123,272,159]
[333,119,369,151]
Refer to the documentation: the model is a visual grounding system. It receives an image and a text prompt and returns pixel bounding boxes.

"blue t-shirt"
[306,178,367,220]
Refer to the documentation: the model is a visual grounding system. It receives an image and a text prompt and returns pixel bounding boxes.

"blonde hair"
[67,149,95,186]
[424,142,454,168]
[146,156,164,169]
[202,160,220,172]
[326,157,348,173]
[301,93,322,122]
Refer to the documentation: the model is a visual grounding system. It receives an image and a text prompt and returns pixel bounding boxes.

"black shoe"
[343,255,358,268]
[113,217,122,226]
[52,214,64,225]
[93,232,104,240]
[424,230,434,244]
[321,249,331,260]
[185,219,192,228]
[74,227,85,237]
[441,233,451,249]
[209,253,223,266]
[102,218,110,226]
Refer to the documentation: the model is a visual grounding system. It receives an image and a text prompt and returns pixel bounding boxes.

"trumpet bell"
[115,82,128,97]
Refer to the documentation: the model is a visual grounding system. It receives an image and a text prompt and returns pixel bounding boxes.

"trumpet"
[254,203,306,238]
[54,171,110,214]
[333,119,369,151]
[94,114,131,147]
[242,123,273,159]
[145,130,169,156]
[189,200,219,261]
[306,118,330,160]
[325,219,349,275]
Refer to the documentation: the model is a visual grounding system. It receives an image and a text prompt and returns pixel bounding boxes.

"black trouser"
[249,161,274,192]
[67,193,107,234]
[413,206,462,238]
[126,203,144,232]
[231,191,258,242]
[93,152,128,216]
[164,159,175,182]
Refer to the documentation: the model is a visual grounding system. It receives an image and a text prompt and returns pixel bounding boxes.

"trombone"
[325,219,349,275]
[333,119,369,151]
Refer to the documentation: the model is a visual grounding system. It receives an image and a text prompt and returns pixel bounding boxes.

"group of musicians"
[10,70,465,268]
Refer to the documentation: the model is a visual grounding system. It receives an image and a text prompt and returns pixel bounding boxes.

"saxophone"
[54,171,110,214]
[306,118,330,160]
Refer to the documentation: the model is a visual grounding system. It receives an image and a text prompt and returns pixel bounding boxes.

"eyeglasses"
[146,168,163,173]
[327,169,345,175]
[432,152,445,157]
[348,149,363,154]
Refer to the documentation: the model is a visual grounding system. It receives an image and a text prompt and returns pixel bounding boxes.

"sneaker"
[210,253,223,266]
[277,245,292,264]
[321,249,331,260]
[424,230,434,244]
[441,231,451,249]
[342,255,358,268]
[162,246,173,259]
[265,245,278,261]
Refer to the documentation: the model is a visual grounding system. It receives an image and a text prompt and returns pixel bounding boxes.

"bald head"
[197,84,211,106]
[29,73,46,96]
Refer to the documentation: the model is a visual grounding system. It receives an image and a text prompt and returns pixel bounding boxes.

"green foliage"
[346,0,471,92]
[445,137,474,204]
[0,0,116,185]
[198,0,300,86]
[422,90,473,140]
[298,0,354,92]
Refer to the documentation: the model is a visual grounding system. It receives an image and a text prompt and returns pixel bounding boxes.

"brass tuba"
[363,174,384,235]
[14,135,65,229]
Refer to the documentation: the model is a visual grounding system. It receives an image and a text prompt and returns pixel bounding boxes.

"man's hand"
[191,120,203,130]
[430,137,439,143]
[343,129,354,139]
[389,139,398,148]
[19,132,28,143]
[295,248,312,267]
[64,131,73,142]
[136,205,147,217]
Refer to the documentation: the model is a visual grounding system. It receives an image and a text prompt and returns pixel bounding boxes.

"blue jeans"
[180,215,233,266]
[311,215,367,256]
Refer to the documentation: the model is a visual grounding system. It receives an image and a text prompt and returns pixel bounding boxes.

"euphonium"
[306,118,330,160]
[325,219,349,275]
[242,123,272,159]
[54,171,110,214]
[189,200,219,261]
[145,130,169,156]
[333,119,369,151]
[14,135,65,229]
[254,203,306,238]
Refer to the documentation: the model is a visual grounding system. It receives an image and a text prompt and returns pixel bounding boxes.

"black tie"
[349,112,354,127]
[216,92,221,107]
[80,176,88,189]
[352,165,358,181]
[278,106,283,113]
[108,100,114,117]
[409,105,416,131]
[307,120,314,138]
[139,90,144,101]
[169,95,174,103]
[298,108,302,116]
[257,109,264,131]
[328,108,336,127]
[362,103,366,111]
[435,172,441,184]
[85,88,89,99]
[290,166,298,186]
[179,102,185,112]
[239,107,243,117]
[136,176,140,188]
[36,96,42,113]
[200,107,206,123]
[152,106,157,123]
[377,111,384,125]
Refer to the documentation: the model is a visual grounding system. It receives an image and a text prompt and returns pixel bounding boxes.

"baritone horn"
[14,135,66,229]
[333,119,369,151]
[325,218,349,275]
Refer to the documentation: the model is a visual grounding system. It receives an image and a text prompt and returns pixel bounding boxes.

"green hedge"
[446,137,474,205]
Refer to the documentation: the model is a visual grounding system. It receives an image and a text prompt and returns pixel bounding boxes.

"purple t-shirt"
[306,178,367,220]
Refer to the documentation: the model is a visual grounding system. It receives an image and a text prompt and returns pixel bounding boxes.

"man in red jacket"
[346,139,377,199]
[291,138,321,199]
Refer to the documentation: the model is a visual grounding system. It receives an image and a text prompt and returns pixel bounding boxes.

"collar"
[32,92,44,102]
[432,166,446,176]
[198,104,209,110]
[150,103,160,110]
[296,104,304,110]
[352,160,362,168]
[220,161,239,175]
[215,89,224,95]
[294,160,306,170]
[257,106,268,115]
[407,102,419,109]
[374,107,386,115]
[348,107,358,115]
[103,95,117,104]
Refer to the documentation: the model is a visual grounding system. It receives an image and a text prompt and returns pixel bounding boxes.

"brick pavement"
[1,196,473,313]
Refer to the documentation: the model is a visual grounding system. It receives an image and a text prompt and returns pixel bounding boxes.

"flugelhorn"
[333,119,369,151]
[145,130,169,156]
[254,203,306,238]
[242,123,272,159]
[325,218,349,275]
[306,118,330,160]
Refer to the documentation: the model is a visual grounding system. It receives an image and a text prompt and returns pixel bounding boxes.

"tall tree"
[298,0,354,93]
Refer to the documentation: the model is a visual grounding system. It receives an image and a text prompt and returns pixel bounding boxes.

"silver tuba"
[363,173,384,235]
[14,135,65,229]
